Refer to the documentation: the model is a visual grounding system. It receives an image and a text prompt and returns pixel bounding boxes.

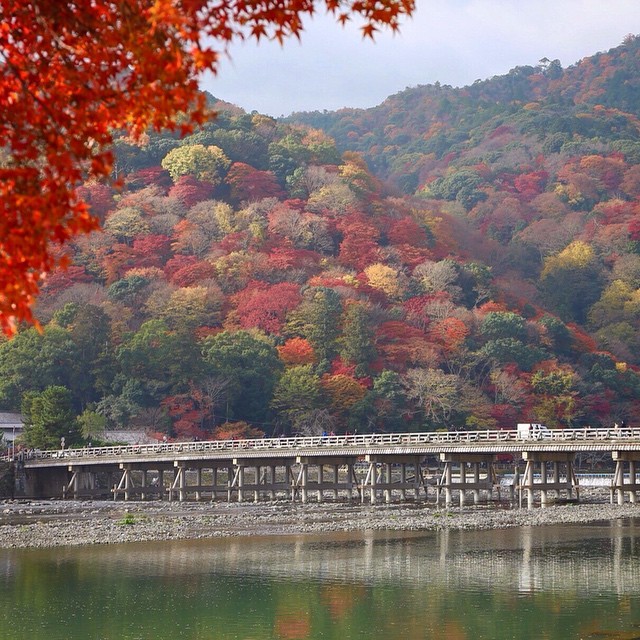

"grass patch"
[117,512,137,526]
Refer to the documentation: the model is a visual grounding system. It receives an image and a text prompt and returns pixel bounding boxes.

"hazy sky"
[200,0,640,117]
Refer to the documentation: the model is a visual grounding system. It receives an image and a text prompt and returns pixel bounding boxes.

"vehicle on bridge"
[517,423,551,440]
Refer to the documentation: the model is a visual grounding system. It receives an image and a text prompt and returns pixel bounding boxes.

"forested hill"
[2,39,640,448]
[288,34,640,193]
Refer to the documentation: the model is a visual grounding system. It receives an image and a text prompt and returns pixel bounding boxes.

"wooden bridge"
[12,427,640,509]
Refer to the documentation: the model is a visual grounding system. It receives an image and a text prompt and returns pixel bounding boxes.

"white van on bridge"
[517,423,552,440]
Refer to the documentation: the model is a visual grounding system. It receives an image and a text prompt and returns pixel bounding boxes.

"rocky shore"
[2,488,640,549]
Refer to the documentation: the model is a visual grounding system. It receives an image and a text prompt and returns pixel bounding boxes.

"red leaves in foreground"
[0,0,414,335]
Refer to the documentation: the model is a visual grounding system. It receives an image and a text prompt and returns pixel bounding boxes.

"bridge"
[11,427,640,509]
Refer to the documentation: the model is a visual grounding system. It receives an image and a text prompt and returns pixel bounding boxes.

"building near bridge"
[0,412,23,449]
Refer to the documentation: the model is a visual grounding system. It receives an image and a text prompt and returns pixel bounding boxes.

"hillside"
[289,35,640,190]
[2,44,640,445]
[289,35,640,370]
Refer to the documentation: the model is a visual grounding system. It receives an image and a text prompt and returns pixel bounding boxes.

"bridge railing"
[9,427,640,462]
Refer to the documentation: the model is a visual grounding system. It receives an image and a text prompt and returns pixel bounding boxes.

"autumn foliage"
[3,31,640,442]
[0,0,415,334]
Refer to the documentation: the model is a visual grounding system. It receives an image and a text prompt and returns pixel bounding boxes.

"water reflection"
[1,521,640,640]
[4,521,633,593]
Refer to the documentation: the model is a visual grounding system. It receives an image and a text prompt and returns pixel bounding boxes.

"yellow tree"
[364,263,406,299]
[539,241,605,323]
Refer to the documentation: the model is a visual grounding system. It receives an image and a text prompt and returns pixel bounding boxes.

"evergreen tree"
[22,386,82,450]
[339,303,377,376]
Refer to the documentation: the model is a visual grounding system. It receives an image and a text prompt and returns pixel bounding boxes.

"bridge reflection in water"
[14,427,640,509]
[18,522,636,598]
[2,523,638,640]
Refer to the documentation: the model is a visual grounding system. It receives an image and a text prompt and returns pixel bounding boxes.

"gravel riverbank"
[2,489,640,549]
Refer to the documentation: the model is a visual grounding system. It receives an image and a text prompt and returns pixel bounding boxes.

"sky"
[200,0,640,118]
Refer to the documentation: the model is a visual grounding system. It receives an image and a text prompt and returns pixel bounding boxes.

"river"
[1,520,640,639]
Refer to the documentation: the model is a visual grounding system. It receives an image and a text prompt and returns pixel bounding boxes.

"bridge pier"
[141,469,147,501]
[520,452,578,509]
[229,457,297,502]
[437,453,497,507]
[361,455,426,504]
[111,462,174,500]
[610,452,640,505]
[295,456,360,502]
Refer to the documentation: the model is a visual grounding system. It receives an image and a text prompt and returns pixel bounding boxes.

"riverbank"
[2,489,640,548]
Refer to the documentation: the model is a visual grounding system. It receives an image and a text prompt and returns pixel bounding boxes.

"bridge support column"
[169,462,187,502]
[384,463,392,503]
[540,462,548,507]
[195,468,202,501]
[370,463,378,504]
[459,464,466,507]
[414,462,424,501]
[289,465,296,501]
[211,467,218,501]
[141,470,147,501]
[346,462,355,501]
[611,452,640,505]
[317,465,324,502]
[363,455,425,504]
[114,464,134,501]
[253,465,260,503]
[65,467,97,499]
[359,461,378,504]
[237,465,245,502]
[524,459,534,509]
[300,463,308,503]
[64,469,76,500]
[438,454,496,508]
[520,452,578,509]
[270,465,277,500]
[400,465,406,501]
[179,464,186,502]
[226,465,233,501]
[158,470,164,499]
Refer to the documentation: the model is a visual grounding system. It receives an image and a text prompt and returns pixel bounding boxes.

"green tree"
[368,370,408,432]
[480,338,545,372]
[423,169,487,210]
[201,330,282,425]
[539,315,574,356]
[159,286,223,330]
[96,379,146,429]
[271,364,323,434]
[66,303,115,407]
[0,326,81,410]
[458,262,493,308]
[480,312,527,342]
[288,287,343,371]
[531,369,575,396]
[339,304,377,376]
[22,386,82,450]
[116,320,201,405]
[77,409,107,441]
[108,275,151,305]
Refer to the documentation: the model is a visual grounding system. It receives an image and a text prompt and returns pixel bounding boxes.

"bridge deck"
[10,428,640,508]
[16,427,640,467]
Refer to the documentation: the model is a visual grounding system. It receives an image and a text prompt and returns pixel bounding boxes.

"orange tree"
[0,0,414,335]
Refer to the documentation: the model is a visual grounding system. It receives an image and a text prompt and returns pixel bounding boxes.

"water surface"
[1,520,640,639]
